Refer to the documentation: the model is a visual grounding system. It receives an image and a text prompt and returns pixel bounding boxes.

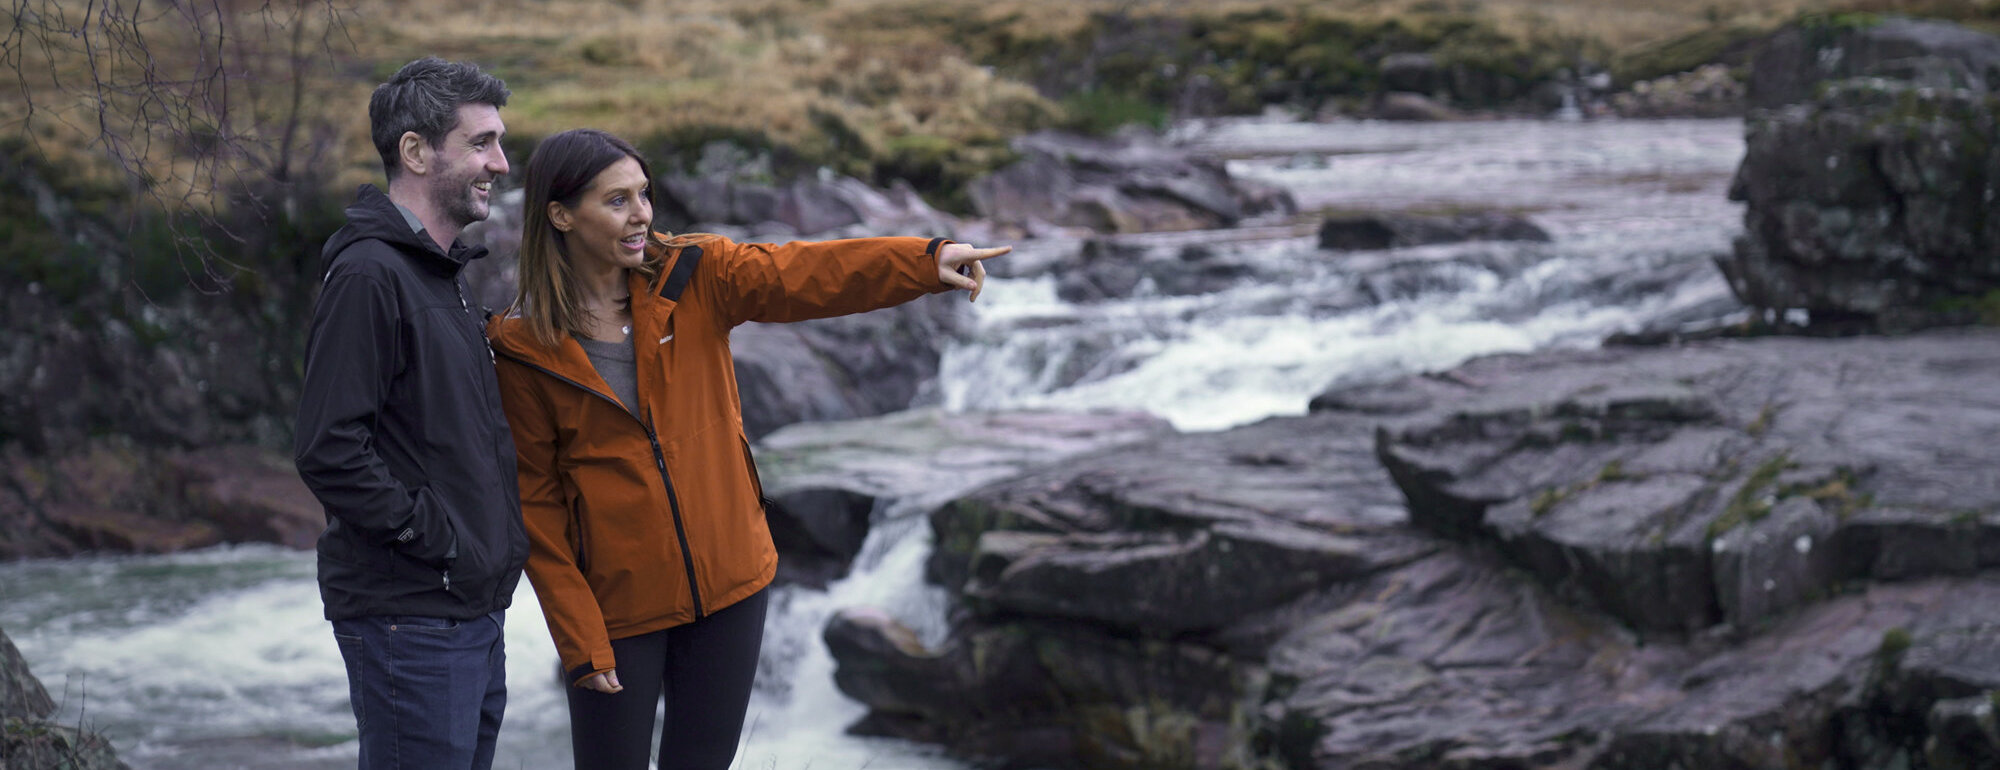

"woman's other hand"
[937,243,1011,302]
[579,669,623,693]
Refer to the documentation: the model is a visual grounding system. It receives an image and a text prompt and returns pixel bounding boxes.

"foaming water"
[0,540,960,770]
[946,117,1746,432]
[0,545,570,770]
[736,509,965,770]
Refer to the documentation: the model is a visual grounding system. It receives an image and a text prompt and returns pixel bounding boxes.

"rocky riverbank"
[1719,16,2000,331]
[821,328,2000,769]
[813,15,2000,769]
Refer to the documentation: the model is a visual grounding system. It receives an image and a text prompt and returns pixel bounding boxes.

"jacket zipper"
[493,351,707,620]
[454,276,513,604]
[644,406,705,619]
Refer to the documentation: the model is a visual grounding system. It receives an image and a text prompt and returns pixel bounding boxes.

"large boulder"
[1721,18,2000,330]
[1723,78,2000,329]
[1747,16,2000,110]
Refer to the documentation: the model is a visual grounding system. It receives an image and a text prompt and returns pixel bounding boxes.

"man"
[294,57,528,770]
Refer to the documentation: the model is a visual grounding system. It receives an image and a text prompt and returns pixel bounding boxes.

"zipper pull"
[443,569,452,592]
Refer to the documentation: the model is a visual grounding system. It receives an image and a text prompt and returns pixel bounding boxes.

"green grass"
[1877,626,1913,668]
[1706,452,1796,539]
[1530,460,1640,517]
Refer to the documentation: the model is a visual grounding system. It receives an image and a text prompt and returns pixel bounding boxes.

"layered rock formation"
[0,444,320,560]
[1719,16,2000,330]
[825,329,2000,769]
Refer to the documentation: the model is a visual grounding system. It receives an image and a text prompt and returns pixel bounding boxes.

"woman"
[487,128,1006,769]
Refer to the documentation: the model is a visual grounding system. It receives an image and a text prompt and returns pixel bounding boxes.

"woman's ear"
[398,131,428,177]
[548,201,573,233]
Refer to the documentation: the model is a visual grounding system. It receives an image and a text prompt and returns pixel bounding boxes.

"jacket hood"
[322,184,488,275]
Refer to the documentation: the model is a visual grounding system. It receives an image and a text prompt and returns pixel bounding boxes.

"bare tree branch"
[2,0,354,289]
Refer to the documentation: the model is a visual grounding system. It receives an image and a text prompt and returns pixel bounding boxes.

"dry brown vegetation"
[3,0,1994,211]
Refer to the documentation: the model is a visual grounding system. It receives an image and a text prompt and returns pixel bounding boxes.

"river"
[0,116,1747,769]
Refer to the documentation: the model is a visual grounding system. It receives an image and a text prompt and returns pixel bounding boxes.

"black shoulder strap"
[657,244,704,302]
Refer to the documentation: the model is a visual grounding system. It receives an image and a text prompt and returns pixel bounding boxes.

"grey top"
[575,335,640,418]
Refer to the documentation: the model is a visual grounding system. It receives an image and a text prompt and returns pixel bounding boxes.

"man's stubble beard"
[430,166,490,232]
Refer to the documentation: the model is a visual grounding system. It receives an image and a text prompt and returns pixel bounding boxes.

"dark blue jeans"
[332,611,507,770]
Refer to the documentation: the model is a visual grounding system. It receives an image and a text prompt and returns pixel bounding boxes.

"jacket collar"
[322,185,488,277]
[486,240,692,385]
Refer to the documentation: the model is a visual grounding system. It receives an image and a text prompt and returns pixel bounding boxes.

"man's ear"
[548,201,573,233]
[398,131,429,177]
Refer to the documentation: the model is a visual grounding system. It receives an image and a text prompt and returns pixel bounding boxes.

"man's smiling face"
[426,102,509,230]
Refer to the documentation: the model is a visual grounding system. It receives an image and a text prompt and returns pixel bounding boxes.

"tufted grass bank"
[7,0,1995,219]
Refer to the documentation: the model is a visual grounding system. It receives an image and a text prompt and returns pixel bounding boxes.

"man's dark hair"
[368,57,511,180]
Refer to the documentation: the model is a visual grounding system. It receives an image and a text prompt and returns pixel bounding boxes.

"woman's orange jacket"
[488,235,955,684]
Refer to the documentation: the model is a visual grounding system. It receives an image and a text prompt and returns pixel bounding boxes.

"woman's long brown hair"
[511,129,665,349]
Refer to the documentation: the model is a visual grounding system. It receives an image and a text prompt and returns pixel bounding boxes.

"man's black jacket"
[295,184,528,621]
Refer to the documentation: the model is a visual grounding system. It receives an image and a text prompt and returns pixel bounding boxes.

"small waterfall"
[737,501,965,769]
[1554,83,1585,122]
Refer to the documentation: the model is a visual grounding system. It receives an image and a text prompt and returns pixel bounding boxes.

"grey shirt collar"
[393,202,427,239]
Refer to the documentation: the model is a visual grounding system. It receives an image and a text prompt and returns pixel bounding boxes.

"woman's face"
[552,155,652,273]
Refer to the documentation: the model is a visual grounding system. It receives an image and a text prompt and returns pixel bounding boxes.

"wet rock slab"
[826,328,2000,769]
[753,407,1175,587]
[1370,329,2000,635]
[1316,212,1550,251]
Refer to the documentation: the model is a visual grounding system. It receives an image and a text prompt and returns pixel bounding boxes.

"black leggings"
[567,588,769,770]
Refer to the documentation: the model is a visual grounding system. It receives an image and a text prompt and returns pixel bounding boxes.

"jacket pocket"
[400,485,460,569]
[738,437,767,503]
